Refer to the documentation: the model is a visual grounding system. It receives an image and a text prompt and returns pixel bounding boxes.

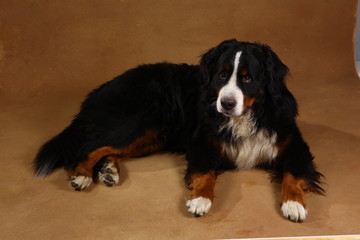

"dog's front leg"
[185,170,217,217]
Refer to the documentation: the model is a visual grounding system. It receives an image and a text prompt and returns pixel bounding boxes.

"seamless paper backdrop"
[1,0,359,239]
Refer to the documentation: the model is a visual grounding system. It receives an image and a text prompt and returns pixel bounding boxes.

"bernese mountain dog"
[34,39,324,222]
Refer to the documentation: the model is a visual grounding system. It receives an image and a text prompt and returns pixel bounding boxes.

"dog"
[34,39,324,222]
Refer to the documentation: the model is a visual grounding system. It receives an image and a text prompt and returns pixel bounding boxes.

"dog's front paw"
[98,160,119,187]
[186,197,212,217]
[68,175,93,191]
[281,200,308,222]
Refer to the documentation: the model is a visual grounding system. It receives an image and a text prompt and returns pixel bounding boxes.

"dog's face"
[201,39,289,117]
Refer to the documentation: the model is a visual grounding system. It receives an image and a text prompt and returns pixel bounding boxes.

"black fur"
[34,39,324,197]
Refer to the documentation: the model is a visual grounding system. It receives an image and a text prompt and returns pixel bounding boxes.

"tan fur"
[67,129,165,178]
[281,172,309,206]
[188,171,216,201]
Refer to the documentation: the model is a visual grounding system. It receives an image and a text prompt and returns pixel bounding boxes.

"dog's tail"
[34,123,83,178]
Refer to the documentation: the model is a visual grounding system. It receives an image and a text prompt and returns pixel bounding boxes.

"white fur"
[222,128,278,170]
[219,109,256,140]
[186,197,212,216]
[98,161,119,186]
[69,175,93,190]
[217,51,244,116]
[281,201,308,222]
[35,161,55,178]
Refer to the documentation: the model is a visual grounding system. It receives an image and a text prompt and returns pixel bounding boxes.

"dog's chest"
[222,129,278,170]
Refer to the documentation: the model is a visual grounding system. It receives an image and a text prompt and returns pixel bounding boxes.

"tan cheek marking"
[189,171,217,201]
[243,96,256,109]
[69,129,165,177]
[281,172,309,206]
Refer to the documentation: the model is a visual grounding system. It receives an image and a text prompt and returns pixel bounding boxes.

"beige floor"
[1,0,360,239]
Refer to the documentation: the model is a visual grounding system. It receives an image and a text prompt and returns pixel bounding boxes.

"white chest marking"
[219,110,256,140]
[222,129,278,170]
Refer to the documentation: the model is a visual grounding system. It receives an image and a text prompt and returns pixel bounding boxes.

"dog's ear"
[200,39,238,86]
[260,44,290,97]
[261,44,298,118]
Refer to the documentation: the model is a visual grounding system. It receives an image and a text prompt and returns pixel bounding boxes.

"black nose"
[221,97,237,111]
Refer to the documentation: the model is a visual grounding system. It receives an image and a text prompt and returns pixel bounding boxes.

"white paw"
[98,160,119,187]
[281,200,308,222]
[69,175,93,191]
[186,197,212,216]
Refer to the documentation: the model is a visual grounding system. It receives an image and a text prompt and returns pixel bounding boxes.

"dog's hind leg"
[67,146,121,191]
[67,129,165,191]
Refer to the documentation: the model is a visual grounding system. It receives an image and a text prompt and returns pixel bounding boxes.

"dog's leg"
[275,131,324,222]
[280,172,309,222]
[184,134,222,217]
[67,129,165,191]
[67,146,120,191]
[185,170,217,217]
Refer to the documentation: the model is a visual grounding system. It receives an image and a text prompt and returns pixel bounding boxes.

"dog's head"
[200,39,295,118]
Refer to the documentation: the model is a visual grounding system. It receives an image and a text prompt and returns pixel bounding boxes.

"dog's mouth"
[219,107,250,117]
[220,110,237,117]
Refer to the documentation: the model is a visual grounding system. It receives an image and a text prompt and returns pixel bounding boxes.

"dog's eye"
[219,71,228,80]
[242,75,252,83]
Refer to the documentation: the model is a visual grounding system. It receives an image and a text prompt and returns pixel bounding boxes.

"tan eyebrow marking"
[224,64,232,71]
[240,69,249,75]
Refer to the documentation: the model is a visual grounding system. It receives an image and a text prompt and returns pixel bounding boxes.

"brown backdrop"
[1,0,359,239]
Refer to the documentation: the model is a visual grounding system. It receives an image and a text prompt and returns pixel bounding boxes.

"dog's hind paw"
[68,175,93,191]
[98,160,119,187]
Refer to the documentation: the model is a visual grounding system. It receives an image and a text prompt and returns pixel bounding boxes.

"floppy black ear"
[200,39,238,86]
[261,44,290,96]
[261,44,298,118]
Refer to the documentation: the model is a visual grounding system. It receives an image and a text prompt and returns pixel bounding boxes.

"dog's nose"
[221,97,237,111]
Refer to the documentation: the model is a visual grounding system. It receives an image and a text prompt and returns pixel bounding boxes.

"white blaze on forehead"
[232,51,242,77]
[217,51,244,116]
